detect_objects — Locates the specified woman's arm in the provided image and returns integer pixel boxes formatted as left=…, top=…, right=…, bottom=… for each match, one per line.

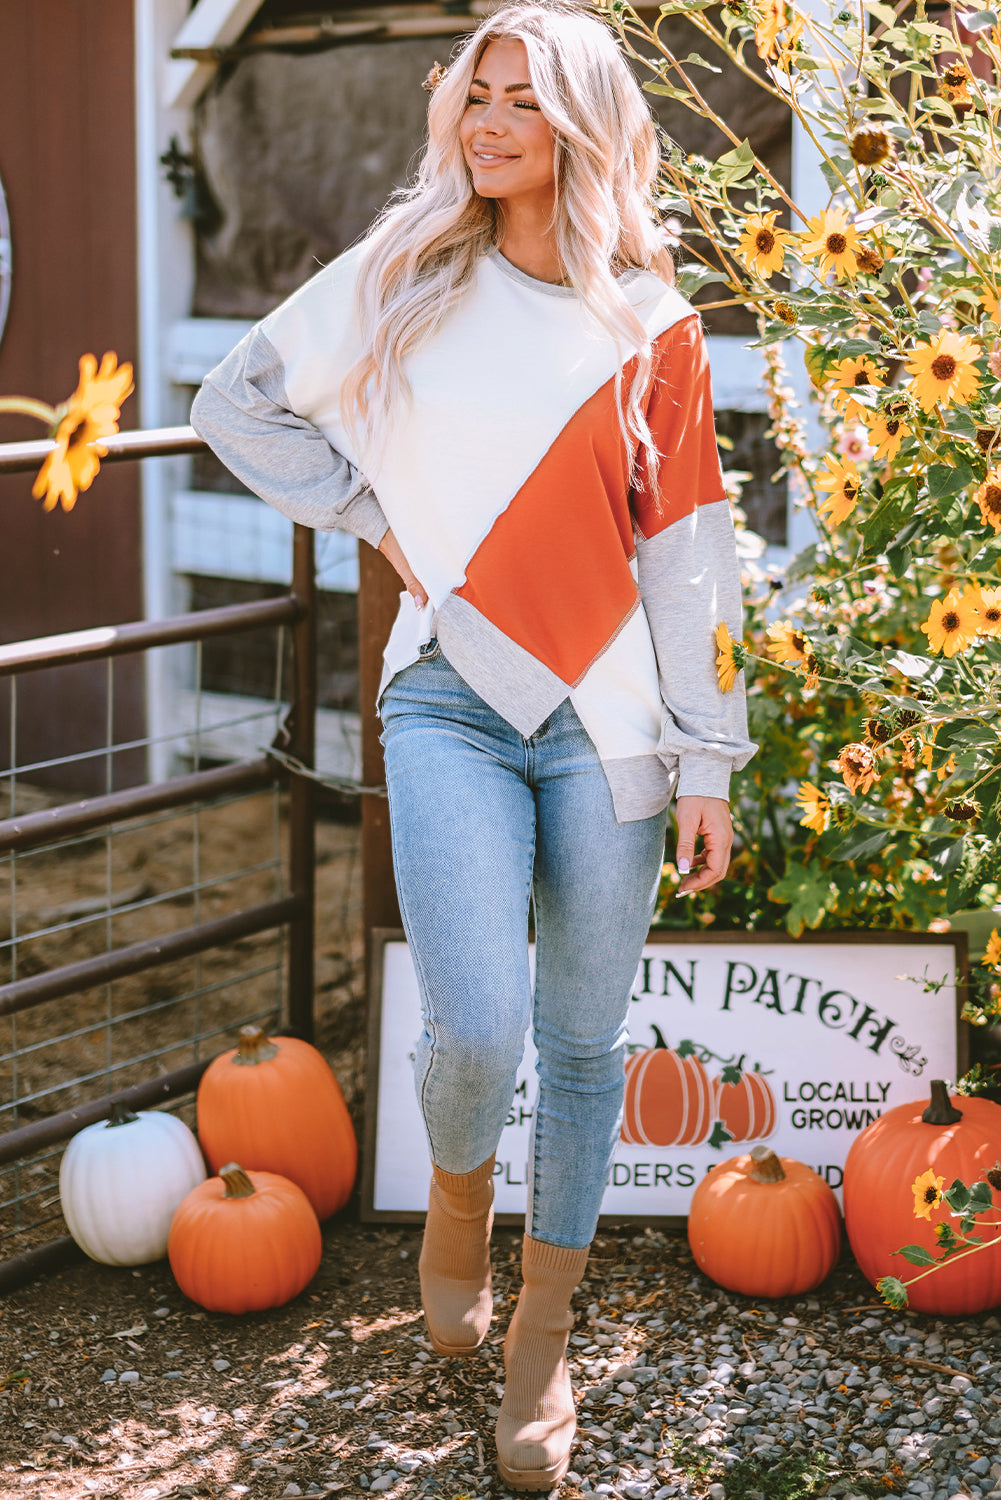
left=631, top=314, right=758, bottom=886
left=190, top=324, right=390, bottom=549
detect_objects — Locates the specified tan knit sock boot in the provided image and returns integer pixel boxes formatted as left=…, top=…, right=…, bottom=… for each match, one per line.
left=418, top=1156, right=495, bottom=1356
left=495, top=1235, right=590, bottom=1491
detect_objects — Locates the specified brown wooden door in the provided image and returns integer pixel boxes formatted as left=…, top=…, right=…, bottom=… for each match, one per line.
left=0, top=0, right=144, bottom=795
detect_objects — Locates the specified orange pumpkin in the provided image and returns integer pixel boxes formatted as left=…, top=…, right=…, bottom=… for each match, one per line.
left=843, top=1079, right=1001, bottom=1315
left=196, top=1027, right=357, bottom=1220
left=168, top=1163, right=322, bottom=1313
left=688, top=1145, right=842, bottom=1297
left=712, top=1068, right=778, bottom=1142
left=621, top=1026, right=712, bottom=1147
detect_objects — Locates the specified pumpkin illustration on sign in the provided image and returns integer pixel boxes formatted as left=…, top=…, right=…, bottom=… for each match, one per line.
left=712, top=1059, right=778, bottom=1143
left=621, top=1026, right=722, bottom=1148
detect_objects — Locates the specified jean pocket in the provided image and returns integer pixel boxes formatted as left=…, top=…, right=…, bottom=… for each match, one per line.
left=418, top=636, right=442, bottom=662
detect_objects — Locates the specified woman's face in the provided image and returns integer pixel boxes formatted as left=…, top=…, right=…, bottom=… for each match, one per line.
left=459, top=38, right=556, bottom=211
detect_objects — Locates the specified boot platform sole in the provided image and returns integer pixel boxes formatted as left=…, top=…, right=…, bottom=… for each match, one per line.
left=495, top=1450, right=571, bottom=1492
left=426, top=1328, right=488, bottom=1357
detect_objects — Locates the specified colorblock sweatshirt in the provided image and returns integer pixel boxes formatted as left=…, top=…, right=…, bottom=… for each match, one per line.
left=190, top=244, right=756, bottom=821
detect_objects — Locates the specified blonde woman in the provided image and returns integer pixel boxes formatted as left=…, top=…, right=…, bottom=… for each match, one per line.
left=192, top=1, right=754, bottom=1487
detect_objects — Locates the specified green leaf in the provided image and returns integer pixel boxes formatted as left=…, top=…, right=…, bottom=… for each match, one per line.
left=681, top=52, right=722, bottom=73
left=708, top=1120, right=734, bottom=1151
left=708, top=138, right=756, bottom=187
left=863, top=492, right=909, bottom=558
left=969, top=1180, right=995, bottom=1212
left=958, top=8, right=1000, bottom=30
left=876, top=1275, right=909, bottom=1308
left=927, top=461, right=975, bottom=500
left=896, top=1244, right=937, bottom=1267
left=838, top=338, right=881, bottom=358
left=720, top=1063, right=743, bottom=1084
left=643, top=81, right=694, bottom=101
left=768, top=861, right=837, bottom=935
left=820, top=155, right=854, bottom=194
left=945, top=1179, right=971, bottom=1212
left=674, top=263, right=724, bottom=296
left=825, top=827, right=891, bottom=863
left=676, top=1038, right=696, bottom=1058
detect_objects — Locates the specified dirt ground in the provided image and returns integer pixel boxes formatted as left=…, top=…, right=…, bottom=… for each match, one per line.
left=0, top=1218, right=898, bottom=1500
left=1, top=786, right=367, bottom=1256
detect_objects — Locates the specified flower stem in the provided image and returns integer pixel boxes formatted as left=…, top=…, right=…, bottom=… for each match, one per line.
left=0, top=396, right=58, bottom=427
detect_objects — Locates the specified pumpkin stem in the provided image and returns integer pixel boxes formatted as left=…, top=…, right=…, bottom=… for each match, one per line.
left=107, top=1101, right=140, bottom=1128
left=922, top=1079, right=963, bottom=1126
left=219, top=1163, right=257, bottom=1199
left=649, top=1024, right=670, bottom=1051
left=748, top=1145, right=786, bottom=1183
left=234, top=1024, right=279, bottom=1065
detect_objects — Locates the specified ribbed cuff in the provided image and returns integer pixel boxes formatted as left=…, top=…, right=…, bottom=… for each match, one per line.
left=432, top=1155, right=496, bottom=1202
left=523, top=1235, right=590, bottom=1278
left=675, top=750, right=732, bottom=802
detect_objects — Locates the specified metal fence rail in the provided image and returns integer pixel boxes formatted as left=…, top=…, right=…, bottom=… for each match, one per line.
left=0, top=427, right=317, bottom=1289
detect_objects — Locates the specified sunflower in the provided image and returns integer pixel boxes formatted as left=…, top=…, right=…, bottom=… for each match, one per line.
left=831, top=355, right=885, bottom=417
left=773, top=299, right=798, bottom=325
left=854, top=244, right=885, bottom=276
left=974, top=585, right=1001, bottom=635
left=920, top=589, right=980, bottom=657
left=766, top=620, right=807, bottom=665
left=974, top=469, right=1001, bottom=533
left=796, top=782, right=830, bottom=835
left=754, top=0, right=789, bottom=60
left=849, top=122, right=893, bottom=166
left=714, top=621, right=742, bottom=693
left=798, top=207, right=860, bottom=282
left=866, top=412, right=909, bottom=463
left=816, top=454, right=861, bottom=526
left=911, top=1168, right=945, bottom=1221
left=982, top=287, right=1000, bottom=324
left=938, top=60, right=974, bottom=108
left=837, top=742, right=879, bottom=795
left=737, top=210, right=791, bottom=279
left=905, top=329, right=982, bottom=413
left=983, top=928, right=1001, bottom=968
left=31, top=352, right=134, bottom=513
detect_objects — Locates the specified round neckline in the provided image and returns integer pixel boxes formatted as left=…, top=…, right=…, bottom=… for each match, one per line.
left=487, top=248, right=642, bottom=297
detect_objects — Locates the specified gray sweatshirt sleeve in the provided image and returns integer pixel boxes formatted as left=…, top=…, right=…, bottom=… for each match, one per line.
left=633, top=316, right=757, bottom=801
left=189, top=325, right=389, bottom=550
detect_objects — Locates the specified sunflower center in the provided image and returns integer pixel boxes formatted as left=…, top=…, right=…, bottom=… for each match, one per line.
left=923, top=1186, right=940, bottom=1204
left=984, top=484, right=1001, bottom=512
left=826, top=233, right=847, bottom=255
left=886, top=419, right=900, bottom=435
left=942, top=610, right=961, bottom=632
left=854, top=371, right=873, bottom=387
left=65, top=417, right=90, bottom=452
left=985, top=607, right=1001, bottom=624
left=755, top=229, right=776, bottom=253
left=931, top=354, right=957, bottom=381
left=843, top=480, right=859, bottom=500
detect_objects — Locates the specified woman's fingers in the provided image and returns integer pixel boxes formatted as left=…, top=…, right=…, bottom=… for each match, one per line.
left=675, top=796, right=733, bottom=895
left=379, top=528, right=428, bottom=609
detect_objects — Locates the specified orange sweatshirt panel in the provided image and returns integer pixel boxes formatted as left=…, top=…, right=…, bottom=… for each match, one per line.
left=455, top=369, right=640, bottom=686
left=631, top=314, right=726, bottom=540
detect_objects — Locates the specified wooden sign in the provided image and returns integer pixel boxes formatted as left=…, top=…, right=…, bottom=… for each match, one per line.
left=362, top=930, right=966, bottom=1223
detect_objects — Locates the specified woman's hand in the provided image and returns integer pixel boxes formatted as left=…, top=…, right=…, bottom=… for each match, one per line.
left=674, top=796, right=733, bottom=895
left=378, top=528, right=428, bottom=610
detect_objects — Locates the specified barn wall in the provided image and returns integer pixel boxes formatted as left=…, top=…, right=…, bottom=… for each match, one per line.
left=0, top=0, right=143, bottom=793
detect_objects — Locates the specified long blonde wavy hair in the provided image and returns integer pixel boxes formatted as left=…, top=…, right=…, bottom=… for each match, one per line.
left=341, top=0, right=675, bottom=479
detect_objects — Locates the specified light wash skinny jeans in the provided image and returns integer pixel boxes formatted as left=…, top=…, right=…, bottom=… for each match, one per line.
left=379, top=646, right=667, bottom=1248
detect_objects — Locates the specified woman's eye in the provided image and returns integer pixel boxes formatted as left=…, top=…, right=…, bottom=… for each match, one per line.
left=515, top=100, right=541, bottom=110
left=466, top=94, right=486, bottom=105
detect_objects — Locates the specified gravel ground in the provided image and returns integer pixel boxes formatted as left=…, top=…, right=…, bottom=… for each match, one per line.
left=2, top=1219, right=1001, bottom=1500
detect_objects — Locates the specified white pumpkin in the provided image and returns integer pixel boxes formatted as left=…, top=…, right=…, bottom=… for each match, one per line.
left=59, top=1104, right=206, bottom=1265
